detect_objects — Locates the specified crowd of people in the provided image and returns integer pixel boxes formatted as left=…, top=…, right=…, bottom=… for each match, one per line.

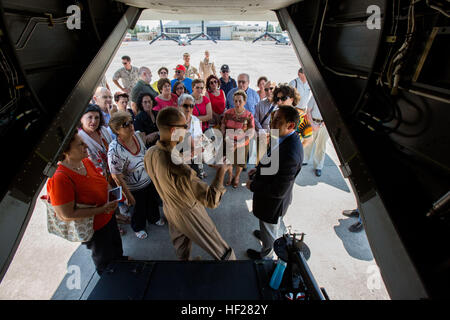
left=46, top=51, right=332, bottom=275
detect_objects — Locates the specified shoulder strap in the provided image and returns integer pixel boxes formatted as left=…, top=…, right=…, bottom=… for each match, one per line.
left=260, top=104, right=275, bottom=125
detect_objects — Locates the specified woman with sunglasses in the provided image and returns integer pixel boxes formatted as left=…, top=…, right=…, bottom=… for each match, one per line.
left=108, top=111, right=165, bottom=240
left=153, top=78, right=178, bottom=112
left=178, top=93, right=205, bottom=178
left=134, top=93, right=159, bottom=148
left=205, top=75, right=226, bottom=129
left=254, top=81, right=277, bottom=164
left=151, top=67, right=169, bottom=93
left=172, top=81, right=187, bottom=97
left=271, top=84, right=312, bottom=146
left=191, top=79, right=212, bottom=132
left=221, top=90, right=255, bottom=188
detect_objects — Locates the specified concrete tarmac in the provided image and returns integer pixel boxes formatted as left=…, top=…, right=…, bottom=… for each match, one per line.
left=0, top=40, right=389, bottom=300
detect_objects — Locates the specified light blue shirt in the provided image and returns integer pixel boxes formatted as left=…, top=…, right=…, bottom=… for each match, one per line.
left=226, top=87, right=260, bottom=115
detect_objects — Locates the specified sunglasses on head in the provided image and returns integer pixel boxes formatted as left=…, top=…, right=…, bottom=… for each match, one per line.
left=264, top=87, right=275, bottom=92
left=121, top=121, right=133, bottom=128
left=182, top=104, right=194, bottom=109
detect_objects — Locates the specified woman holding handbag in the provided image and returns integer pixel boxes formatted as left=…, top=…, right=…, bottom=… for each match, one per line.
left=47, top=132, right=127, bottom=275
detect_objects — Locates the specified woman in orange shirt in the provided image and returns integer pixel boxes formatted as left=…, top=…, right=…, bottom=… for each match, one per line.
left=47, top=133, right=127, bottom=275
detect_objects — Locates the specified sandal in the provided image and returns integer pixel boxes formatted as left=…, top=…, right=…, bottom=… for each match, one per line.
left=155, top=218, right=165, bottom=226
left=135, top=230, right=148, bottom=239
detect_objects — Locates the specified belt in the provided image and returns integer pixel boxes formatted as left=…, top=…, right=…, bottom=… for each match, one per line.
left=312, top=118, right=324, bottom=123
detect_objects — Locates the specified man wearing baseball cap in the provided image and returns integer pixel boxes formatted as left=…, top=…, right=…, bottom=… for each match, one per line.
left=171, top=64, right=193, bottom=94
left=219, top=64, right=237, bottom=97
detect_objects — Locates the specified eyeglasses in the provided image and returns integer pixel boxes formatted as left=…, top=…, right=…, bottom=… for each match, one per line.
left=182, top=104, right=194, bottom=109
left=176, top=70, right=183, bottom=74
left=264, top=87, right=275, bottom=92
left=122, top=62, right=129, bottom=65
left=121, top=121, right=133, bottom=128
left=167, top=123, right=188, bottom=129
left=274, top=96, right=290, bottom=102
left=221, top=71, right=229, bottom=73
left=210, top=80, right=218, bottom=84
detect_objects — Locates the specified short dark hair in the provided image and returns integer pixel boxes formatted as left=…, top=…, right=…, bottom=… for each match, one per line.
left=206, top=74, right=220, bottom=91
left=257, top=76, right=268, bottom=86
left=158, top=67, right=169, bottom=75
left=298, top=68, right=303, bottom=74
left=156, top=107, right=184, bottom=129
left=137, top=93, right=155, bottom=112
left=157, top=78, right=171, bottom=92
left=276, top=105, right=300, bottom=126
left=172, top=81, right=186, bottom=95
left=273, top=84, right=301, bottom=106
left=122, top=55, right=131, bottom=61
left=79, top=104, right=105, bottom=130
left=114, top=92, right=129, bottom=102
left=59, top=133, right=78, bottom=161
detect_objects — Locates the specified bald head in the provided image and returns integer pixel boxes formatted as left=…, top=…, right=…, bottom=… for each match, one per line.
left=139, top=67, right=152, bottom=83
left=93, top=87, right=112, bottom=112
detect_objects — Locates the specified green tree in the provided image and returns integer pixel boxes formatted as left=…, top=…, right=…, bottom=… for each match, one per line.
left=267, top=24, right=274, bottom=33
left=275, top=25, right=282, bottom=33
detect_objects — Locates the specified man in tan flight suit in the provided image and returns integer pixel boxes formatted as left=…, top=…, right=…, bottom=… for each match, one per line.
left=144, top=107, right=236, bottom=261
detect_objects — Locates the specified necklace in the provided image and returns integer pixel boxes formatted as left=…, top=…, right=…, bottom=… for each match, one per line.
left=235, top=108, right=245, bottom=116
left=63, top=160, right=84, bottom=171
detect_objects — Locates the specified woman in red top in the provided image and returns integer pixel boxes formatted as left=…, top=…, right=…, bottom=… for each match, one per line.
left=191, top=78, right=212, bottom=132
left=153, top=78, right=178, bottom=112
left=205, top=74, right=226, bottom=129
left=47, top=133, right=126, bottom=275
left=221, top=90, right=255, bottom=188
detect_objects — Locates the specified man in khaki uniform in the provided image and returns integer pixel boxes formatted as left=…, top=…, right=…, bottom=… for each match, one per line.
left=183, top=53, right=200, bottom=79
left=144, top=107, right=236, bottom=261
left=199, top=50, right=217, bottom=82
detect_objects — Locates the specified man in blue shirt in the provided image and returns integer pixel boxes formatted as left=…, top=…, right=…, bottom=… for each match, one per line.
left=171, top=65, right=193, bottom=94
left=219, top=64, right=237, bottom=97
left=226, top=73, right=260, bottom=115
